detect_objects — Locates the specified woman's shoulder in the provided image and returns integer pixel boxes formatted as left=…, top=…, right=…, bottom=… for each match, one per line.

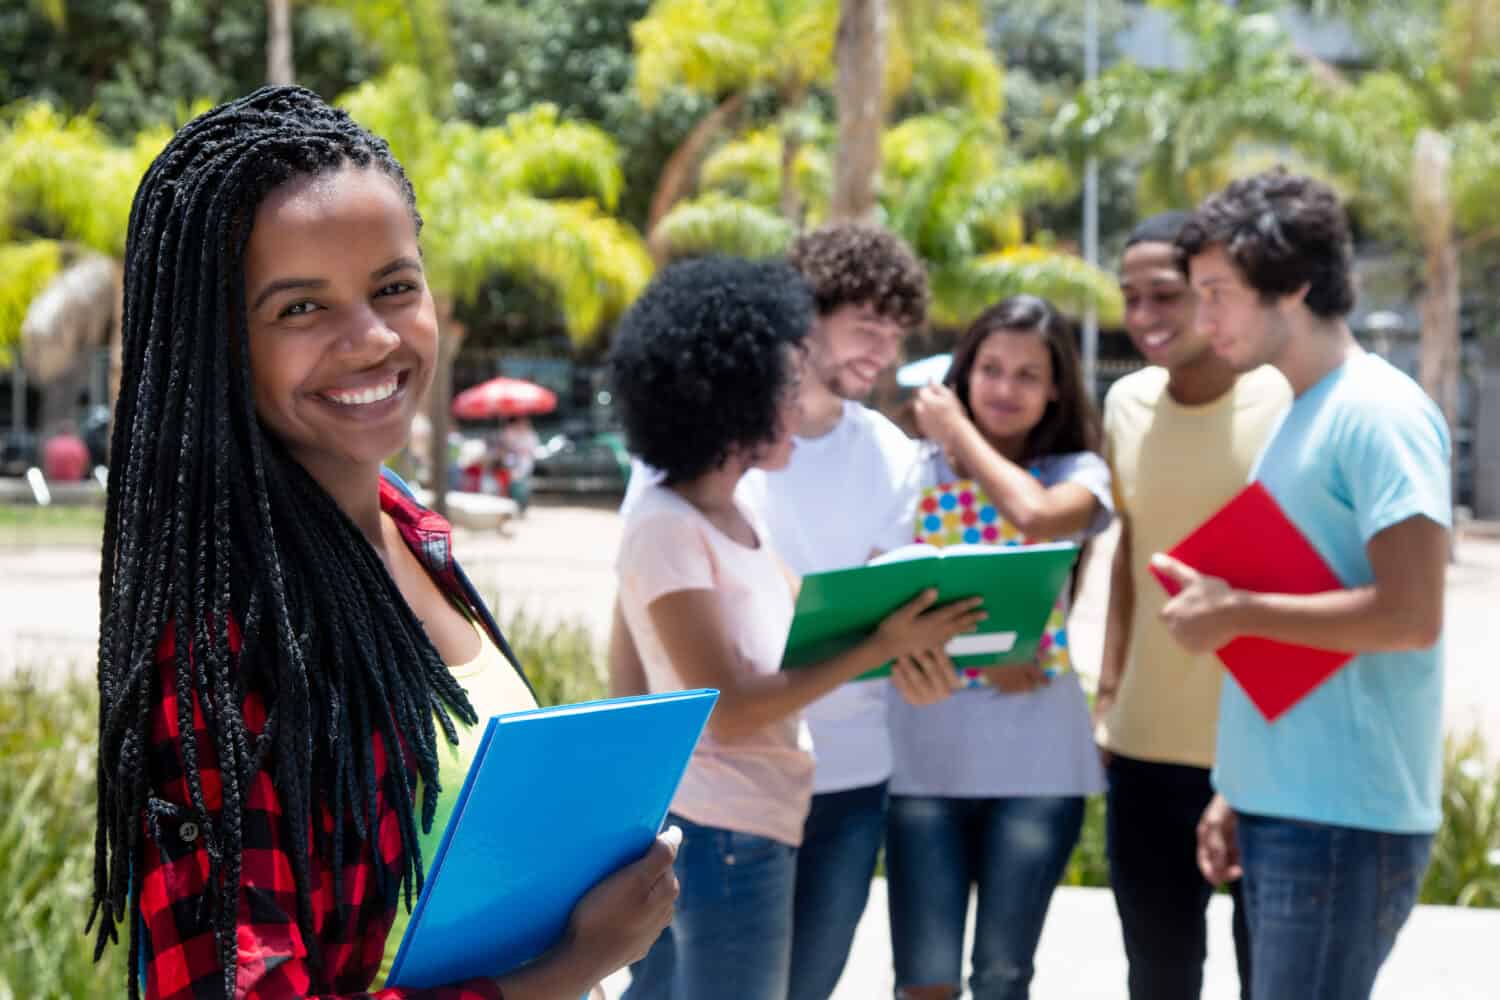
left=1033, top=449, right=1108, bottom=482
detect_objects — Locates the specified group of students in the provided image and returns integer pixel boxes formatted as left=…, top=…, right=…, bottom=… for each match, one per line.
left=600, top=176, right=1450, bottom=1000
left=91, top=85, right=1448, bottom=1000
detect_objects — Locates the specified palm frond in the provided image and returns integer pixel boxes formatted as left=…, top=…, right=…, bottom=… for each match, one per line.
left=650, top=194, right=797, bottom=263
left=0, top=103, right=161, bottom=256
left=698, top=127, right=832, bottom=215
left=930, top=247, right=1124, bottom=329
left=0, top=241, right=63, bottom=365
left=484, top=105, right=625, bottom=210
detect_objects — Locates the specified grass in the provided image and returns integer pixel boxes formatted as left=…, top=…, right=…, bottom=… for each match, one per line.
left=0, top=503, right=104, bottom=548
left=3, top=627, right=1497, bottom=996
left=0, top=674, right=123, bottom=999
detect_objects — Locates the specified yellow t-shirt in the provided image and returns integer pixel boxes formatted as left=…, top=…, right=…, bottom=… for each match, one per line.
left=377, top=613, right=538, bottom=987
left=1096, top=364, right=1291, bottom=768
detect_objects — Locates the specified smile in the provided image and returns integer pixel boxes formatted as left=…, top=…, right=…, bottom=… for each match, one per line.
left=1142, top=330, right=1174, bottom=349
left=319, top=371, right=406, bottom=407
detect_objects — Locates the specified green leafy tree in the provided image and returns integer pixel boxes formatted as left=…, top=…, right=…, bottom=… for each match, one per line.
left=1058, top=0, right=1500, bottom=466
left=657, top=112, right=1121, bottom=328
left=632, top=0, right=1002, bottom=236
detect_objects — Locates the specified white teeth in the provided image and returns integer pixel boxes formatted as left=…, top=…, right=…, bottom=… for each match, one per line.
left=1144, top=332, right=1172, bottom=347
left=324, top=378, right=399, bottom=406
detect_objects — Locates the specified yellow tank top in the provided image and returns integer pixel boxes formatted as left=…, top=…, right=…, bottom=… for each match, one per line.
left=377, top=612, right=537, bottom=986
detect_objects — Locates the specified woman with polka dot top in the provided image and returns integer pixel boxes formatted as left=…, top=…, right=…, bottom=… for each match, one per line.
left=886, top=295, right=1114, bottom=1000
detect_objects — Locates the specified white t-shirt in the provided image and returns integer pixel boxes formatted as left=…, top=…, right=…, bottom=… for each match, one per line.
left=620, top=401, right=922, bottom=793
left=742, top=402, right=922, bottom=793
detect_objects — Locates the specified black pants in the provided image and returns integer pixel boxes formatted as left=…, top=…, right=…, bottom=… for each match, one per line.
left=1106, top=753, right=1252, bottom=1000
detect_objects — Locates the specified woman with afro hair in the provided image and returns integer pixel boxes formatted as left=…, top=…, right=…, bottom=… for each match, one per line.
left=609, top=256, right=985, bottom=1000
left=92, top=86, right=677, bottom=999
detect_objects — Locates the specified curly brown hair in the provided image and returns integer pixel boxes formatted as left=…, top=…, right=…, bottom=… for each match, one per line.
left=787, top=222, right=929, bottom=330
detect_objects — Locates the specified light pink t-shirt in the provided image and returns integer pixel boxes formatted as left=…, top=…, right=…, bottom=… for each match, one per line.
left=616, top=483, right=814, bottom=847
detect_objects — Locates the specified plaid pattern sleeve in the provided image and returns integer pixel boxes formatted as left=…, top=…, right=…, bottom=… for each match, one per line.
left=138, top=634, right=504, bottom=1000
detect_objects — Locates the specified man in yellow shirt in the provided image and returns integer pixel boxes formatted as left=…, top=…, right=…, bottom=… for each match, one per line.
left=1095, top=212, right=1290, bottom=1000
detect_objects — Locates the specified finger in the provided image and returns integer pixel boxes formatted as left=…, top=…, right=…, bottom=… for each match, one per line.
left=929, top=651, right=961, bottom=691
left=1150, top=553, right=1198, bottom=586
left=912, top=651, right=946, bottom=698
left=889, top=657, right=919, bottom=700
left=898, top=588, right=940, bottom=618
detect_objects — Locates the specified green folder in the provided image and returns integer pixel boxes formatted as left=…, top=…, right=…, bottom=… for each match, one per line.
left=782, top=542, right=1079, bottom=679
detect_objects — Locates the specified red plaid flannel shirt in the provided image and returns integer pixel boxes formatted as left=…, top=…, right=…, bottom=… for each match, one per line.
left=137, top=480, right=503, bottom=999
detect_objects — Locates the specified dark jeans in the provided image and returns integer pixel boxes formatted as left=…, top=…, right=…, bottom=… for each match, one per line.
left=886, top=794, right=1084, bottom=1000
left=1236, top=811, right=1432, bottom=1000
left=623, top=814, right=797, bottom=1000
left=787, top=781, right=889, bottom=1000
left=1105, top=753, right=1251, bottom=1000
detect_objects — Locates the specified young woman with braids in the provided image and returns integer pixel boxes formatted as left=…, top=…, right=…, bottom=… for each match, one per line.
left=91, top=86, right=677, bottom=1000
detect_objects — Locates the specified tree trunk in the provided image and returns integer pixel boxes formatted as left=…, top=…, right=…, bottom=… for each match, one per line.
left=1412, top=130, right=1462, bottom=479
left=831, top=0, right=887, bottom=222
left=426, top=300, right=466, bottom=520
left=779, top=112, right=804, bottom=226
left=645, top=93, right=746, bottom=260
left=266, top=0, right=295, bottom=85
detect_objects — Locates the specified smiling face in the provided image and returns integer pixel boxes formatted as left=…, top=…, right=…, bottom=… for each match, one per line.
left=965, top=329, right=1057, bottom=449
left=807, top=302, right=907, bottom=400
left=1187, top=243, right=1291, bottom=373
left=1119, top=241, right=1209, bottom=369
left=243, top=166, right=436, bottom=484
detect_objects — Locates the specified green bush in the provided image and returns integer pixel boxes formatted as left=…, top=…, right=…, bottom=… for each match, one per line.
left=500, top=609, right=608, bottom=707
left=0, top=674, right=123, bottom=998
left=1063, top=792, right=1110, bottom=888
left=1422, top=731, right=1500, bottom=907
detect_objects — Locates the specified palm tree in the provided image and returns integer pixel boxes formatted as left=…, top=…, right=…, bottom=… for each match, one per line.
left=655, top=112, right=1122, bottom=329
left=0, top=102, right=169, bottom=393
left=1057, top=0, right=1500, bottom=478
left=338, top=68, right=653, bottom=514
left=632, top=0, right=1002, bottom=239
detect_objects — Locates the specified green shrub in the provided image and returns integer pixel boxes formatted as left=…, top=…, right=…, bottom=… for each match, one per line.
left=0, top=674, right=123, bottom=999
left=499, top=609, right=608, bottom=708
left=1422, top=731, right=1500, bottom=907
left=1063, top=792, right=1110, bottom=888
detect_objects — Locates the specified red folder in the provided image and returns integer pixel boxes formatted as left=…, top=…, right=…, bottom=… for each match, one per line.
left=1151, top=481, right=1351, bottom=722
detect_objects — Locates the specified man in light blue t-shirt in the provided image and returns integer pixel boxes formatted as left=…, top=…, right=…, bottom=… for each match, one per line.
left=1150, top=168, right=1450, bottom=1000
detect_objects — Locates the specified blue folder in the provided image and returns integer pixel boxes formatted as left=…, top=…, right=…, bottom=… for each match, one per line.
left=387, top=688, right=719, bottom=990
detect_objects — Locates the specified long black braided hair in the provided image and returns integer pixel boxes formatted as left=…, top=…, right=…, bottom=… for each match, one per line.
left=90, top=86, right=479, bottom=999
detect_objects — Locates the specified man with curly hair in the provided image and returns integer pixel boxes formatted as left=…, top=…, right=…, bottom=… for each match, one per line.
left=616, top=223, right=950, bottom=1000
left=1157, top=169, right=1450, bottom=1000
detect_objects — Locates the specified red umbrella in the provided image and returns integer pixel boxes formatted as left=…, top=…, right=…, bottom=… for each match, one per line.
left=451, top=376, right=559, bottom=420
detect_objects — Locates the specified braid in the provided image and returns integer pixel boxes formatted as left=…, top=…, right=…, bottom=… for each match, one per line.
left=90, top=87, right=475, bottom=999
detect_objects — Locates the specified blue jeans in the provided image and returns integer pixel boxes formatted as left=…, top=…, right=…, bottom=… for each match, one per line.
left=1236, top=811, right=1432, bottom=1000
left=623, top=814, right=797, bottom=1000
left=787, top=781, right=889, bottom=1000
left=1106, top=754, right=1251, bottom=1000
left=886, top=795, right=1085, bottom=1000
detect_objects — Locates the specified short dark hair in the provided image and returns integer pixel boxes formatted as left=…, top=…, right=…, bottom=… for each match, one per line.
left=1177, top=168, right=1356, bottom=318
left=1125, top=210, right=1190, bottom=250
left=786, top=222, right=929, bottom=329
left=609, top=256, right=812, bottom=483
left=943, top=294, right=1101, bottom=463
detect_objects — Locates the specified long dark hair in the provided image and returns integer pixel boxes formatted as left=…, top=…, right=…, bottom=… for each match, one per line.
left=943, top=294, right=1101, bottom=463
left=92, top=86, right=477, bottom=998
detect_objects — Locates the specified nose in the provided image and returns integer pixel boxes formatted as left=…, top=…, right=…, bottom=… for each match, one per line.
left=339, top=305, right=401, bottom=365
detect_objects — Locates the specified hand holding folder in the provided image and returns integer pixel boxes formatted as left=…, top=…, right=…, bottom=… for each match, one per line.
left=387, top=689, right=718, bottom=990
left=1151, top=481, right=1351, bottom=722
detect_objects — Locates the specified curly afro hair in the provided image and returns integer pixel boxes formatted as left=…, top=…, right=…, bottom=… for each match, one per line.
left=609, top=256, right=813, bottom=484
left=787, top=222, right=929, bottom=330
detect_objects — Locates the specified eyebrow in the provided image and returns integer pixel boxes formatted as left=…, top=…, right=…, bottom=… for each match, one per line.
left=250, top=256, right=423, bottom=311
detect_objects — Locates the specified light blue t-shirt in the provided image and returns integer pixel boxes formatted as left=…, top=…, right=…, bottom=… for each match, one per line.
left=1213, top=352, right=1451, bottom=834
